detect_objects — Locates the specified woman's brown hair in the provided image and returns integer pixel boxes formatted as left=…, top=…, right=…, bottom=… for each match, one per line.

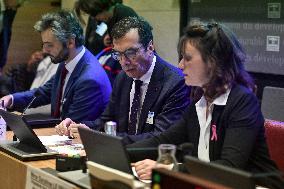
left=178, top=22, right=255, bottom=102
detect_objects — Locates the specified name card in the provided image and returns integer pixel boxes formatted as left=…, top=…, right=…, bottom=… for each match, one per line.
left=26, top=165, right=77, bottom=189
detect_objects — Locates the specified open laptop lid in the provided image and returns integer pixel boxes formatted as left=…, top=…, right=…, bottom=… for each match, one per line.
left=0, top=109, right=47, bottom=152
left=78, top=127, right=133, bottom=174
left=87, top=161, right=145, bottom=189
left=184, top=155, right=255, bottom=189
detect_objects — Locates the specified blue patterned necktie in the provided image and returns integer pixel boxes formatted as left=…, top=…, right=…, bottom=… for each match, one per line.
left=128, top=80, right=143, bottom=135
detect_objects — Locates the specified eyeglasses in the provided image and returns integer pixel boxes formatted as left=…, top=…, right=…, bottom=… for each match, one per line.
left=111, top=46, right=143, bottom=61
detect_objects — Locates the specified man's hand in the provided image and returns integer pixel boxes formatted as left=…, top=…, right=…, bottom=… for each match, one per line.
left=68, top=123, right=90, bottom=139
left=0, top=95, right=13, bottom=109
left=55, top=118, right=90, bottom=139
left=55, top=118, right=75, bottom=136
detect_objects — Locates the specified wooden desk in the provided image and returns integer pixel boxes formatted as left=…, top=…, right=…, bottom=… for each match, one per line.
left=6, top=128, right=83, bottom=169
left=1, top=128, right=74, bottom=189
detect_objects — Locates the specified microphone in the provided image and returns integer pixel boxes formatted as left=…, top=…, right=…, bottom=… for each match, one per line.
left=177, top=143, right=194, bottom=162
left=21, top=90, right=41, bottom=116
left=126, top=143, right=194, bottom=162
left=177, top=142, right=194, bottom=152
left=126, top=147, right=158, bottom=162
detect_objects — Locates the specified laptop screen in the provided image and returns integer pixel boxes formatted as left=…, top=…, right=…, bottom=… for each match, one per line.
left=0, top=109, right=46, bottom=152
left=78, top=127, right=133, bottom=174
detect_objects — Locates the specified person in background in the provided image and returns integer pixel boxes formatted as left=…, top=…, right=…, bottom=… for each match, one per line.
left=95, top=46, right=121, bottom=86
left=55, top=16, right=190, bottom=145
left=28, top=51, right=58, bottom=89
left=0, top=10, right=112, bottom=122
left=76, top=0, right=138, bottom=41
left=128, top=22, right=284, bottom=188
left=0, top=0, right=25, bottom=72
left=75, top=0, right=139, bottom=85
left=0, top=50, right=58, bottom=98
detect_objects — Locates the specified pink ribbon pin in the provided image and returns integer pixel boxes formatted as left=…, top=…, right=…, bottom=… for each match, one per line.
left=211, top=124, right=218, bottom=141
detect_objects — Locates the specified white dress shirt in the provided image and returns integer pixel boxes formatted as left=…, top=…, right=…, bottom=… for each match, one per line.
left=196, top=88, right=231, bottom=162
left=62, top=46, right=85, bottom=96
left=129, top=55, right=156, bottom=134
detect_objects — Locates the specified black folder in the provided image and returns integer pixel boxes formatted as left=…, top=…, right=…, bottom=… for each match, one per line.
left=23, top=113, right=61, bottom=128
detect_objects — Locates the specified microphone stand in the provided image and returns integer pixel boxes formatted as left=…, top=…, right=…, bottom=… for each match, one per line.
left=21, top=95, right=37, bottom=116
left=13, top=93, right=38, bottom=141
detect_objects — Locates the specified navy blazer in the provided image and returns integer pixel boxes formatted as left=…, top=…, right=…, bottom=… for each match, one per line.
left=128, top=84, right=284, bottom=188
left=12, top=49, right=112, bottom=122
left=85, top=56, right=191, bottom=144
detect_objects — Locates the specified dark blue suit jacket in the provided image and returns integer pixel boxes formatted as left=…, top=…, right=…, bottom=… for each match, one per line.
left=85, top=56, right=191, bottom=144
left=12, top=49, right=112, bottom=122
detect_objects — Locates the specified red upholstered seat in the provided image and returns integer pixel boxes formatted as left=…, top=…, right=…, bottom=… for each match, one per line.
left=264, top=119, right=284, bottom=174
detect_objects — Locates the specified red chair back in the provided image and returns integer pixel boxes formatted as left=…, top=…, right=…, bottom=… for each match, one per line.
left=265, top=119, right=284, bottom=174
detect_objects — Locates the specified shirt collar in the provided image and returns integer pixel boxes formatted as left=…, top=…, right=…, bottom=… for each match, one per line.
left=196, top=88, right=231, bottom=108
left=65, top=46, right=85, bottom=72
left=135, top=55, right=156, bottom=84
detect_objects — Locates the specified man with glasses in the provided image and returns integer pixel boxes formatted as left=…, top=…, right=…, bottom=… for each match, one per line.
left=56, top=17, right=190, bottom=144
left=0, top=10, right=112, bottom=122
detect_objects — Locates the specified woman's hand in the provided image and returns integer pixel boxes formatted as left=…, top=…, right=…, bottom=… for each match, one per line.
left=132, top=159, right=157, bottom=180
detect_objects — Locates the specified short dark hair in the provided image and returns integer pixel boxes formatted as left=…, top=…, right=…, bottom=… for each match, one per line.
left=111, top=16, right=153, bottom=48
left=178, top=22, right=254, bottom=101
left=76, top=0, right=122, bottom=17
left=34, top=10, right=84, bottom=47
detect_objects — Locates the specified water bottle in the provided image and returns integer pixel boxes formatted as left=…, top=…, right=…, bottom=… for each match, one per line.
left=104, top=121, right=117, bottom=136
left=156, top=144, right=178, bottom=171
left=0, top=116, right=7, bottom=141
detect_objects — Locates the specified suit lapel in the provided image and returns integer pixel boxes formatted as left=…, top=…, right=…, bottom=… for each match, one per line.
left=51, top=63, right=64, bottom=111
left=62, top=52, right=86, bottom=99
left=209, top=105, right=225, bottom=160
left=137, top=59, right=164, bottom=133
left=190, top=107, right=201, bottom=157
left=118, top=76, right=133, bottom=131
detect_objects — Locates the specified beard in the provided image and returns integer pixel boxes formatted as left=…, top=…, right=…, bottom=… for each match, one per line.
left=50, top=47, right=69, bottom=64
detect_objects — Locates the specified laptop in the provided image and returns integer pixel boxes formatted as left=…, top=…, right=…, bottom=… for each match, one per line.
left=87, top=161, right=145, bottom=189
left=79, top=127, right=133, bottom=174
left=58, top=127, right=134, bottom=189
left=0, top=110, right=57, bottom=161
left=184, top=155, right=255, bottom=189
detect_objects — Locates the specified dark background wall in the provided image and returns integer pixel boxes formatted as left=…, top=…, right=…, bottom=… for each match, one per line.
left=180, top=0, right=284, bottom=100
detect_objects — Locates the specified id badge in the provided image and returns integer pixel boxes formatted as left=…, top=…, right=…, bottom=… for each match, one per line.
left=146, top=111, right=154, bottom=124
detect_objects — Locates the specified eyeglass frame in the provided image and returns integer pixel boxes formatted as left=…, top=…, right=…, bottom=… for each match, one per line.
left=111, top=45, right=145, bottom=61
